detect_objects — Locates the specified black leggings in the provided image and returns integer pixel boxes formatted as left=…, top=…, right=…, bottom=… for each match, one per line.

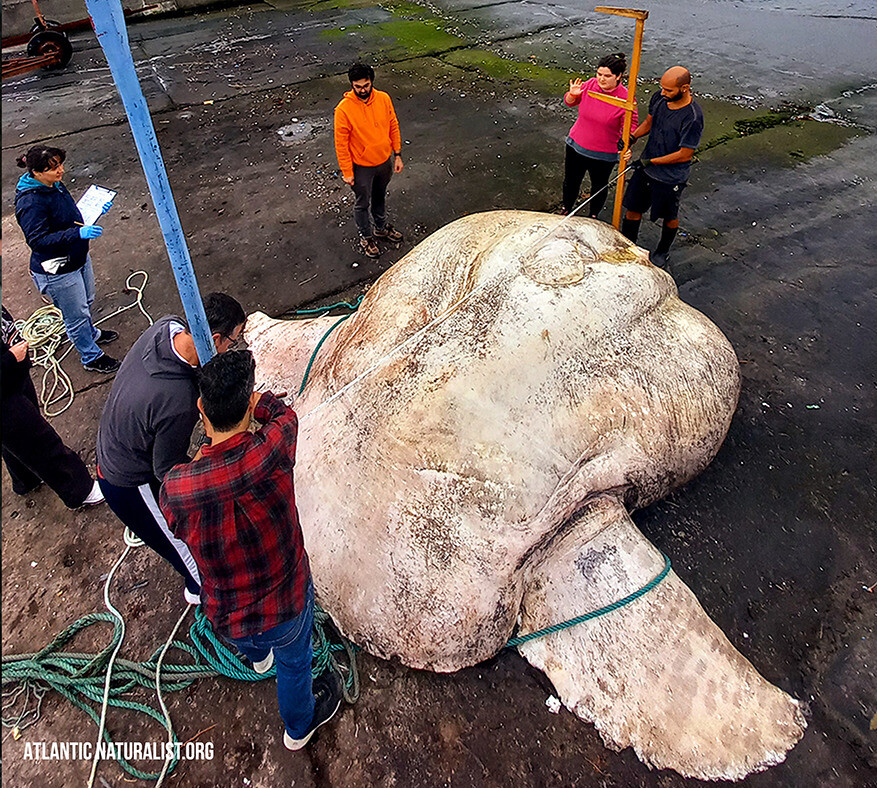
left=562, top=146, right=616, bottom=218
left=1, top=373, right=93, bottom=508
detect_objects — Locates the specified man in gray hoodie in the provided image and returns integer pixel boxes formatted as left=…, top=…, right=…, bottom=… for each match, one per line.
left=96, top=293, right=245, bottom=604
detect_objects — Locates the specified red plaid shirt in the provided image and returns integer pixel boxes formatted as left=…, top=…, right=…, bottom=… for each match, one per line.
left=159, top=392, right=311, bottom=639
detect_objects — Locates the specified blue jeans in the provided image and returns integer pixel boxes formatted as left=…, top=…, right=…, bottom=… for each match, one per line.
left=227, top=581, right=315, bottom=739
left=31, top=256, right=102, bottom=364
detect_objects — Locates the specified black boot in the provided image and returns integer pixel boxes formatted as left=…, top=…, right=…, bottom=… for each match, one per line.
left=621, top=217, right=641, bottom=242
left=650, top=225, right=678, bottom=268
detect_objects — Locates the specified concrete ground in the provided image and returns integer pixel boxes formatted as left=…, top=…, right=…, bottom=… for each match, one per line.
left=2, top=1, right=874, bottom=786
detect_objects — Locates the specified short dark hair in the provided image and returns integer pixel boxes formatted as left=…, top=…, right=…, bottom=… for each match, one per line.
left=203, top=292, right=245, bottom=338
left=348, top=63, right=375, bottom=83
left=17, top=146, right=66, bottom=173
left=199, top=350, right=256, bottom=432
left=597, top=52, right=627, bottom=78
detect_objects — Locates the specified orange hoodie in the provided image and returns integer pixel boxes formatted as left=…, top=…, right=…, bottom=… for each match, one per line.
left=333, top=88, right=401, bottom=179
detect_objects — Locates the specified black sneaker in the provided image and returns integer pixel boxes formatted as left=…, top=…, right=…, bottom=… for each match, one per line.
left=96, top=328, right=119, bottom=345
left=283, top=672, right=342, bottom=751
left=650, top=251, right=669, bottom=269
left=83, top=353, right=121, bottom=374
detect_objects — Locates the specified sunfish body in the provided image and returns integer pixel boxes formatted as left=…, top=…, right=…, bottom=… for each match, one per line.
left=246, top=211, right=805, bottom=780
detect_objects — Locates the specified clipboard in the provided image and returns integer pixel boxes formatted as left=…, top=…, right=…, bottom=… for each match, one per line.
left=77, top=185, right=117, bottom=226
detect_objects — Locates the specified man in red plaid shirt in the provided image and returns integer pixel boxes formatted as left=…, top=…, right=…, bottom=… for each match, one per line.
left=159, top=350, right=342, bottom=750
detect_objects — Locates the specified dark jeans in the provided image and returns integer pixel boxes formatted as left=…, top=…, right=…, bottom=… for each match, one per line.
left=98, top=474, right=201, bottom=594
left=352, top=157, right=393, bottom=237
left=562, top=146, right=616, bottom=218
left=227, top=580, right=316, bottom=739
left=1, top=374, right=93, bottom=508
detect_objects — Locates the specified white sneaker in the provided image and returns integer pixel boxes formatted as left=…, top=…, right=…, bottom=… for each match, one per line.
left=283, top=728, right=315, bottom=751
left=283, top=673, right=342, bottom=751
left=184, top=588, right=201, bottom=606
left=81, top=481, right=105, bottom=507
left=252, top=649, right=274, bottom=674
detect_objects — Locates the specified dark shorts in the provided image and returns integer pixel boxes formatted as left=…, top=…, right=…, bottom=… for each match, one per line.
left=622, top=168, right=686, bottom=222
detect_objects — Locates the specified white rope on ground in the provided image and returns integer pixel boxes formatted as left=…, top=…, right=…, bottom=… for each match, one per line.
left=87, top=526, right=194, bottom=788
left=303, top=165, right=634, bottom=422
left=16, top=270, right=153, bottom=417
left=153, top=603, right=194, bottom=788
left=87, top=527, right=144, bottom=788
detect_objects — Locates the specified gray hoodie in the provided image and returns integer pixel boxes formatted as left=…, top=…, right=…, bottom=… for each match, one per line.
left=97, top=315, right=199, bottom=487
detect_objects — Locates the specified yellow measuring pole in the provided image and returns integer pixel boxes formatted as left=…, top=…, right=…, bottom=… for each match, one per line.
left=588, top=7, right=648, bottom=229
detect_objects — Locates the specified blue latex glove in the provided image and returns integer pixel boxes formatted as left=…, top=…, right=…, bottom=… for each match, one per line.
left=101, top=200, right=113, bottom=214
left=79, top=225, right=103, bottom=239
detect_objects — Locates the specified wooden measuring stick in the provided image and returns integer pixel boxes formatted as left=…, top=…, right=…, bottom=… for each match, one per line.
left=587, top=7, right=648, bottom=229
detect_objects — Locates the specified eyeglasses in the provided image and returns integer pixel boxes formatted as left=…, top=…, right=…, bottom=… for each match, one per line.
left=223, top=333, right=243, bottom=349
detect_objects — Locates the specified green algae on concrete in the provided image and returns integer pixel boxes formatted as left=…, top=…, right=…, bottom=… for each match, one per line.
left=700, top=119, right=859, bottom=170
left=315, top=0, right=467, bottom=53
left=364, top=20, right=464, bottom=56
left=441, top=49, right=571, bottom=95
left=696, top=97, right=860, bottom=169
left=314, top=0, right=567, bottom=93
left=321, top=19, right=465, bottom=57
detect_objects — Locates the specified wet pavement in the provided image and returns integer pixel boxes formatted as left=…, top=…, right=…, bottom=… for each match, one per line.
left=2, top=0, right=875, bottom=785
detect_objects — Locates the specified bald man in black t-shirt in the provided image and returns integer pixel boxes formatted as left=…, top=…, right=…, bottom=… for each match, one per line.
left=621, top=66, right=704, bottom=268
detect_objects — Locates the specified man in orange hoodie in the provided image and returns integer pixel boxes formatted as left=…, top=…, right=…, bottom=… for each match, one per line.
left=334, top=63, right=404, bottom=258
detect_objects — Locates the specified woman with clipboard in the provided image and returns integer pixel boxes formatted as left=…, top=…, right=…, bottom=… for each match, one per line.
left=14, top=146, right=120, bottom=373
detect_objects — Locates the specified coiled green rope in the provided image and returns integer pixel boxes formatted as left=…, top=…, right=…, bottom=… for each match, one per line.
left=1, top=612, right=193, bottom=780
left=1, top=603, right=359, bottom=780
left=2, top=553, right=669, bottom=779
left=189, top=606, right=360, bottom=703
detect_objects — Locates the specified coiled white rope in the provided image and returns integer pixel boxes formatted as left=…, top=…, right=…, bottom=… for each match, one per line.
left=15, top=270, right=153, bottom=417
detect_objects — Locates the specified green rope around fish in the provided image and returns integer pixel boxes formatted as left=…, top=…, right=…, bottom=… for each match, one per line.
left=293, top=295, right=364, bottom=395
left=505, top=553, right=672, bottom=648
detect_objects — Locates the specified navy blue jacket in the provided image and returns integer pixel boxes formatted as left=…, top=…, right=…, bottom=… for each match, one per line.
left=15, top=174, right=90, bottom=276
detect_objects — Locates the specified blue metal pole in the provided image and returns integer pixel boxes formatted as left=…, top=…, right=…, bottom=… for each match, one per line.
left=84, top=0, right=214, bottom=364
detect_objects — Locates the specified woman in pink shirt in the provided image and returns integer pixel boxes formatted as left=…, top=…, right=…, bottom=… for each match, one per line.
left=562, top=52, right=637, bottom=218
